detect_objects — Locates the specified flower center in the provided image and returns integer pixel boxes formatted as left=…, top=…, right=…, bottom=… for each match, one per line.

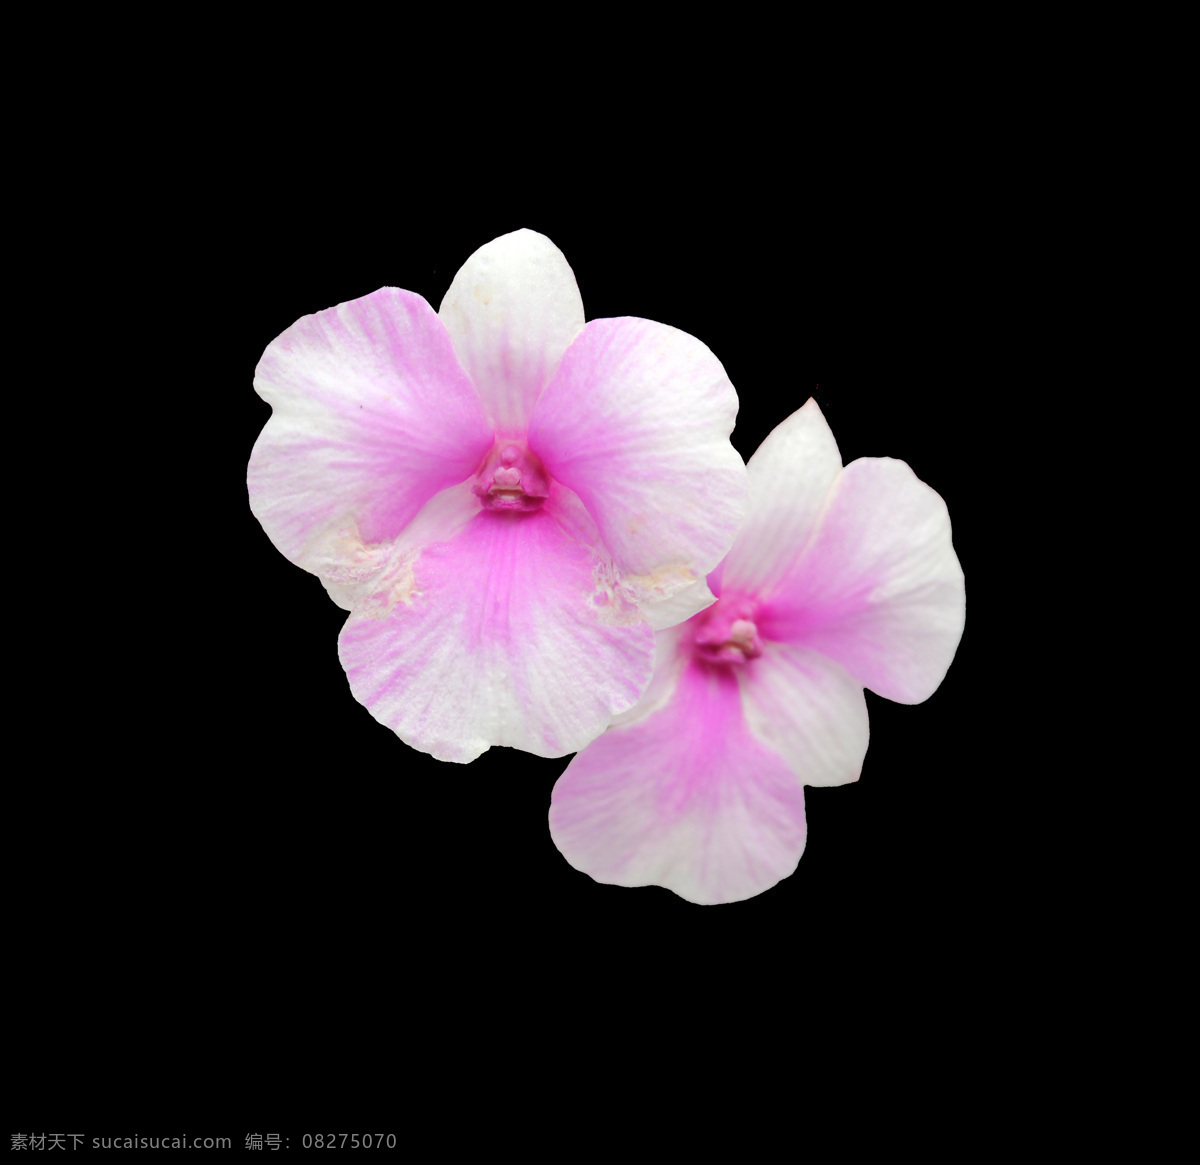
left=472, top=442, right=550, bottom=512
left=692, top=595, right=763, bottom=664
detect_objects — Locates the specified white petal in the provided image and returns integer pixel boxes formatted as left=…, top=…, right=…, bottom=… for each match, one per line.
left=438, top=229, right=585, bottom=434
left=641, top=578, right=717, bottom=631
left=720, top=398, right=842, bottom=597
left=738, top=642, right=870, bottom=787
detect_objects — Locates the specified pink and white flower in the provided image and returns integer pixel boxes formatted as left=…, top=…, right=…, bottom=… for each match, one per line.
left=549, top=399, right=965, bottom=904
left=248, top=230, right=747, bottom=762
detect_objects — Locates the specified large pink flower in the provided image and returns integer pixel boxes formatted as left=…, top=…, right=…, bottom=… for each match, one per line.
left=248, top=230, right=747, bottom=762
left=549, top=399, right=966, bottom=903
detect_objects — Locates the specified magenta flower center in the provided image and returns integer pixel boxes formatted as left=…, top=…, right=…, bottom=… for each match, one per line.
left=471, top=441, right=551, bottom=512
left=693, top=595, right=763, bottom=665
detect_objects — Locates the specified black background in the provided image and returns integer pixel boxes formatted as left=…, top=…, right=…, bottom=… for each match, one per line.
left=16, top=147, right=1009, bottom=1122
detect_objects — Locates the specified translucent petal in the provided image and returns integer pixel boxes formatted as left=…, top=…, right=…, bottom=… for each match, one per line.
left=642, top=578, right=717, bottom=631
left=608, top=623, right=690, bottom=729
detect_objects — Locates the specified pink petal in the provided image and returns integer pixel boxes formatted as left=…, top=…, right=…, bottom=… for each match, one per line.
left=438, top=229, right=585, bottom=435
left=737, top=643, right=870, bottom=787
left=719, top=399, right=843, bottom=596
left=759, top=457, right=966, bottom=704
left=248, top=288, right=494, bottom=580
left=528, top=316, right=748, bottom=609
left=337, top=486, right=655, bottom=763
left=549, top=658, right=807, bottom=905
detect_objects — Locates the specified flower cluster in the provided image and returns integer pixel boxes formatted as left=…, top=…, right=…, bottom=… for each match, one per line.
left=249, top=230, right=964, bottom=903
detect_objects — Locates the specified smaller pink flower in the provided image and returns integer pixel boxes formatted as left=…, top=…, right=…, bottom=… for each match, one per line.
left=549, top=399, right=966, bottom=904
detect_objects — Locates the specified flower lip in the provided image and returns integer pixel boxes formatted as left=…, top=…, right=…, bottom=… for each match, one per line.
left=471, top=441, right=551, bottom=512
left=692, top=594, right=763, bottom=664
